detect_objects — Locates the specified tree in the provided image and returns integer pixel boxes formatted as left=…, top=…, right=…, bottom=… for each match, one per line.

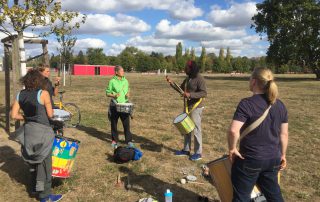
left=0, top=1, right=79, bottom=76
left=75, top=51, right=87, bottom=64
left=219, top=48, right=225, bottom=61
left=190, top=47, right=196, bottom=61
left=107, top=56, right=120, bottom=66
left=184, top=48, right=190, bottom=60
left=252, top=0, right=320, bottom=79
left=50, top=54, right=60, bottom=70
left=87, top=48, right=106, bottom=65
left=176, top=42, right=183, bottom=61
left=199, top=46, right=206, bottom=72
left=53, top=12, right=86, bottom=75
left=226, top=47, right=232, bottom=65
left=136, top=52, right=152, bottom=72
left=119, top=47, right=139, bottom=71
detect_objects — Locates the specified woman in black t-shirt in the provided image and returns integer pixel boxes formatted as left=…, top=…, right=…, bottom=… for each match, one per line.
left=227, top=67, right=288, bottom=202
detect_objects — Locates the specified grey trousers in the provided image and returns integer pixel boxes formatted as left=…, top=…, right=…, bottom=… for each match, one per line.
left=30, top=152, right=52, bottom=199
left=183, top=107, right=204, bottom=154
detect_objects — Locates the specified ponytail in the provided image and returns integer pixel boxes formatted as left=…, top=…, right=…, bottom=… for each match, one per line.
left=266, top=80, right=278, bottom=104
left=252, top=67, right=278, bottom=104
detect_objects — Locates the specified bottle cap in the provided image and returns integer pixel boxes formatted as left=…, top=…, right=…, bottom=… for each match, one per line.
left=164, top=189, right=173, bottom=197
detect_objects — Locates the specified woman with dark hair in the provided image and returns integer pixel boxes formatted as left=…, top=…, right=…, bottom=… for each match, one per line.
left=11, top=69, right=63, bottom=202
left=228, top=67, right=288, bottom=201
left=38, top=65, right=60, bottom=107
left=166, top=60, right=207, bottom=161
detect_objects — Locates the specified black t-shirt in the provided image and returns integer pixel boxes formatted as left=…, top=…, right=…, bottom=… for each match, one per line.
left=18, top=89, right=50, bottom=126
left=45, top=78, right=55, bottom=107
left=233, top=94, right=288, bottom=160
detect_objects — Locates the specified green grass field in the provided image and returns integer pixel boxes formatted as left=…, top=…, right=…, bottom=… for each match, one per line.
left=0, top=72, right=319, bottom=201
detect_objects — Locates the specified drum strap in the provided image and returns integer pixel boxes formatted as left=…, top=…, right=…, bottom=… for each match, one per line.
left=184, top=77, right=203, bottom=114
left=240, top=105, right=272, bottom=140
left=185, top=98, right=203, bottom=114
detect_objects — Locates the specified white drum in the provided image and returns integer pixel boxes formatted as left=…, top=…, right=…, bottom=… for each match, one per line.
left=116, top=103, right=134, bottom=114
left=53, top=109, right=71, bottom=122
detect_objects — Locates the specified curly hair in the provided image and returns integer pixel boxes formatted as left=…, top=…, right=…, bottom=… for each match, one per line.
left=20, top=69, right=46, bottom=90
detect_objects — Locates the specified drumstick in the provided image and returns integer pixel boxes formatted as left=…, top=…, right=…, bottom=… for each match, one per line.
left=172, top=82, right=184, bottom=95
left=187, top=181, right=205, bottom=185
left=167, top=77, right=184, bottom=95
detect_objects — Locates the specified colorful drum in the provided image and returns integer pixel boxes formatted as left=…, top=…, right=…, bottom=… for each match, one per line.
left=52, top=135, right=80, bottom=178
left=116, top=103, right=134, bottom=114
left=173, top=113, right=195, bottom=135
left=53, top=109, right=70, bottom=122
left=207, top=156, right=266, bottom=202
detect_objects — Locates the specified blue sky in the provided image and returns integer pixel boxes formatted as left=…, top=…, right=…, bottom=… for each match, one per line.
left=1, top=0, right=268, bottom=58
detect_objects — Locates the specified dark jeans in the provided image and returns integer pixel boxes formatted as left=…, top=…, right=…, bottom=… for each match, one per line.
left=110, top=106, right=132, bottom=143
left=29, top=152, right=52, bottom=199
left=231, top=157, right=284, bottom=202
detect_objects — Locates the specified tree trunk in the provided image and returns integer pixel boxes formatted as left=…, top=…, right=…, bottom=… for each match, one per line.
left=4, top=45, right=11, bottom=133
left=18, top=32, right=27, bottom=76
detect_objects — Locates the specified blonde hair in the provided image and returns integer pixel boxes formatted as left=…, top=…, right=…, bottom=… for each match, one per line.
left=251, top=67, right=278, bottom=104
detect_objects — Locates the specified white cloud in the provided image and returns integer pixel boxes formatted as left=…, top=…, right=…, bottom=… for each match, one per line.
left=155, top=19, right=246, bottom=41
left=62, top=0, right=202, bottom=20
left=168, top=1, right=203, bottom=20
left=207, top=2, right=257, bottom=27
left=127, top=35, right=181, bottom=47
left=201, top=35, right=267, bottom=57
left=105, top=35, right=182, bottom=56
left=74, top=38, right=107, bottom=50
left=126, top=35, right=182, bottom=55
left=47, top=38, right=107, bottom=55
left=76, top=14, right=150, bottom=35
left=105, top=43, right=126, bottom=56
left=201, top=35, right=261, bottom=50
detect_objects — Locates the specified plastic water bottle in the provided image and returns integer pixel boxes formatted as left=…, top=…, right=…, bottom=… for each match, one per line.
left=164, top=189, right=173, bottom=202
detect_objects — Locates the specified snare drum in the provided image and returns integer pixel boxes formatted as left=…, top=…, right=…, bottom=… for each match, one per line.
left=173, top=113, right=195, bottom=135
left=116, top=103, right=134, bottom=114
left=52, top=109, right=70, bottom=122
left=207, top=155, right=263, bottom=202
left=52, top=135, right=80, bottom=178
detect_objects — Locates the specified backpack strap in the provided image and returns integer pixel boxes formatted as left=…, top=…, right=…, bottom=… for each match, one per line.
left=240, top=105, right=272, bottom=140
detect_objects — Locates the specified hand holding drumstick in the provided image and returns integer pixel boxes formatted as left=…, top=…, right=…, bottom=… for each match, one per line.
left=166, top=76, right=184, bottom=95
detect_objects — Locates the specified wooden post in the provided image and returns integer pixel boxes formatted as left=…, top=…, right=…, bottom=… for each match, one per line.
left=12, top=37, right=21, bottom=129
left=4, top=44, right=11, bottom=133
left=42, top=42, right=49, bottom=66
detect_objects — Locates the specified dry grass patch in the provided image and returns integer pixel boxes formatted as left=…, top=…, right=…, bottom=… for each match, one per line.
left=0, top=72, right=319, bottom=201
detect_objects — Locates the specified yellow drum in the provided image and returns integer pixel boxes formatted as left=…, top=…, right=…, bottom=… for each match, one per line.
left=173, top=113, right=195, bottom=135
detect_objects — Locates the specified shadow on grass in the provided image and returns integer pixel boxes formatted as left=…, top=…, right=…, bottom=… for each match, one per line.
left=119, top=166, right=212, bottom=202
left=0, top=145, right=35, bottom=197
left=77, top=124, right=176, bottom=153
left=132, top=133, right=176, bottom=153
left=204, top=75, right=316, bottom=82
left=76, top=125, right=112, bottom=143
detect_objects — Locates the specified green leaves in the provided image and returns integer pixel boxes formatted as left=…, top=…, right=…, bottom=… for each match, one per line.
left=252, top=0, right=320, bottom=77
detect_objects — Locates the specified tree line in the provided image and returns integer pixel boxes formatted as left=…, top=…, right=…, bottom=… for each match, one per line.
left=41, top=42, right=310, bottom=74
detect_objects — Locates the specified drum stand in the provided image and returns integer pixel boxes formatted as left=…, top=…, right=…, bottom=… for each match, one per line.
left=50, top=120, right=66, bottom=136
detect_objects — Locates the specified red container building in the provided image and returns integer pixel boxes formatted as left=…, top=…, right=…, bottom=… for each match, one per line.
left=73, top=64, right=115, bottom=76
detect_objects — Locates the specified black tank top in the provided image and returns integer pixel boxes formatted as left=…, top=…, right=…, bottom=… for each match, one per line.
left=18, top=89, right=50, bottom=126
